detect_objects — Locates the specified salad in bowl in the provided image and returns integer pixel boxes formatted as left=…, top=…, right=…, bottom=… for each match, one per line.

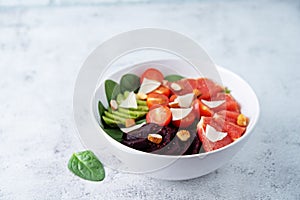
left=98, top=66, right=249, bottom=156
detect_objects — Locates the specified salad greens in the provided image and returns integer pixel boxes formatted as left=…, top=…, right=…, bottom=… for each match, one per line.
left=164, top=74, right=184, bottom=82
left=105, top=79, right=120, bottom=104
left=120, top=74, right=140, bottom=93
left=68, top=150, right=105, bottom=181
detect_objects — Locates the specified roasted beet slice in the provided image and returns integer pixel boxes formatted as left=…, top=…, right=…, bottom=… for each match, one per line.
left=123, top=123, right=163, bottom=141
left=186, top=135, right=202, bottom=155
left=153, top=137, right=192, bottom=155
left=122, top=138, right=149, bottom=151
left=146, top=126, right=178, bottom=153
left=152, top=129, right=195, bottom=155
left=122, top=123, right=163, bottom=151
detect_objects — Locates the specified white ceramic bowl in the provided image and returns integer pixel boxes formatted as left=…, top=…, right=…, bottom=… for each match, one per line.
left=75, top=59, right=259, bottom=180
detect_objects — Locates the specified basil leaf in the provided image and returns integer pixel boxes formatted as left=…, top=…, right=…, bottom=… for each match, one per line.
left=103, top=128, right=123, bottom=142
left=105, top=79, right=120, bottom=104
left=120, top=74, right=140, bottom=93
left=224, top=87, right=231, bottom=94
left=68, top=150, right=105, bottom=181
left=164, top=74, right=184, bottom=82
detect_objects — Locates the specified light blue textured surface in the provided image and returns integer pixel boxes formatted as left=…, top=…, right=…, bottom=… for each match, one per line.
left=0, top=1, right=299, bottom=199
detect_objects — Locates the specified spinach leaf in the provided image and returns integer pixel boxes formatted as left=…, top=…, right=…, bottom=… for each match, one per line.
left=105, top=79, right=120, bottom=104
left=98, top=101, right=106, bottom=117
left=98, top=101, right=107, bottom=128
left=103, top=128, right=123, bottom=142
left=164, top=74, right=184, bottom=82
left=68, top=150, right=105, bottom=181
left=120, top=74, right=140, bottom=93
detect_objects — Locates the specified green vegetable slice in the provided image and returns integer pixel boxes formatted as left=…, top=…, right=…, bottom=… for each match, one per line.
left=164, top=74, right=184, bottom=82
left=137, top=100, right=147, bottom=106
left=102, top=116, right=122, bottom=127
left=109, top=109, right=130, bottom=118
left=129, top=105, right=149, bottom=112
left=120, top=74, right=140, bottom=93
left=118, top=107, right=147, bottom=119
left=105, top=79, right=120, bottom=104
left=104, top=111, right=127, bottom=123
left=68, top=150, right=105, bottom=181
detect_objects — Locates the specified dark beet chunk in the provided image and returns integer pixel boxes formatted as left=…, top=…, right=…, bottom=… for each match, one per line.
left=146, top=126, right=178, bottom=153
left=175, top=133, right=195, bottom=155
left=161, top=126, right=177, bottom=146
left=122, top=123, right=163, bottom=152
left=191, top=136, right=201, bottom=154
left=123, top=123, right=162, bottom=141
left=153, top=129, right=194, bottom=155
left=122, top=138, right=149, bottom=151
left=185, top=131, right=201, bottom=155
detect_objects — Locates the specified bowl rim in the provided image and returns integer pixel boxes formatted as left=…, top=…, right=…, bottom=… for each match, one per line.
left=91, top=60, right=260, bottom=159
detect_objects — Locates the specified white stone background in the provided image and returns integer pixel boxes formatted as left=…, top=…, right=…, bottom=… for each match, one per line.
left=0, top=0, right=299, bottom=199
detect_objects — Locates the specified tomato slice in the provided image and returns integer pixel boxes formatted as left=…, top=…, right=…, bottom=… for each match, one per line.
left=172, top=111, right=196, bottom=128
left=198, top=100, right=214, bottom=117
left=169, top=94, right=177, bottom=102
left=140, top=68, right=164, bottom=83
left=152, top=85, right=171, bottom=97
left=168, top=94, right=180, bottom=108
left=146, top=93, right=169, bottom=109
left=146, top=106, right=172, bottom=126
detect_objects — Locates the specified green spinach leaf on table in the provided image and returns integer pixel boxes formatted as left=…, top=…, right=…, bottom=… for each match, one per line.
left=68, top=150, right=105, bottom=181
